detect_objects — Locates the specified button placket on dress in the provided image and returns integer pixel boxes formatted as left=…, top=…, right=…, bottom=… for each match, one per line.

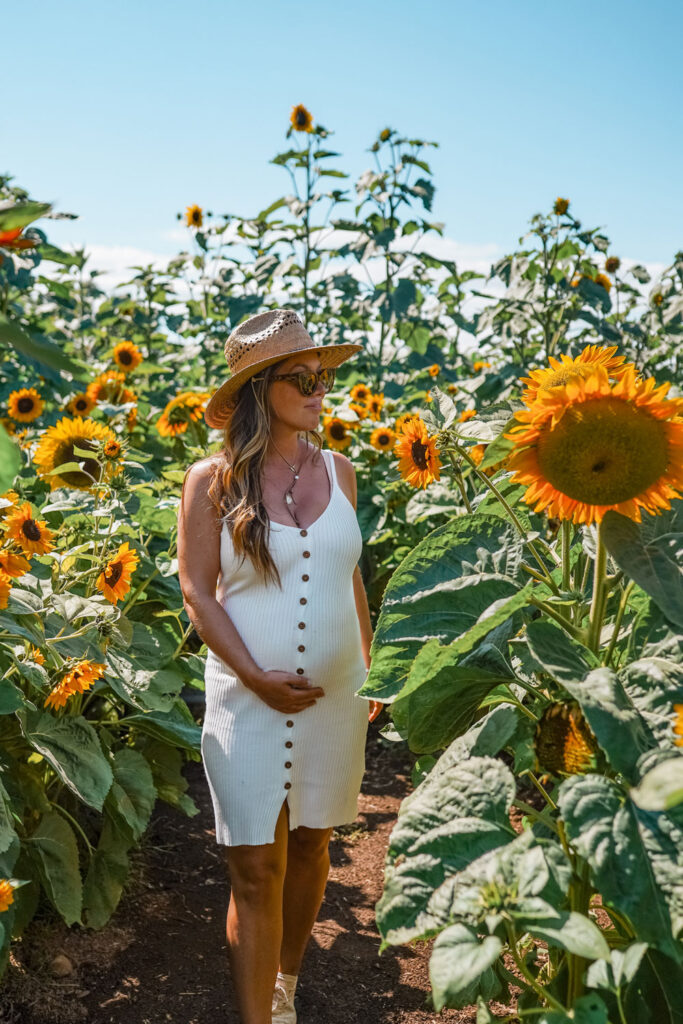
left=285, top=530, right=312, bottom=792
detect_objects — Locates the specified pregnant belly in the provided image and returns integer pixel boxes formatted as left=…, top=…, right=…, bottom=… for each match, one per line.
left=222, top=597, right=365, bottom=685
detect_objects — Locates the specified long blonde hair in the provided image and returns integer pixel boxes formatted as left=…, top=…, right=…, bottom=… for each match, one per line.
left=206, top=360, right=323, bottom=588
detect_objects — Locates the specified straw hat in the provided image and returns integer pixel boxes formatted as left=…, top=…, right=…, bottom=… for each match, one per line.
left=204, top=308, right=362, bottom=428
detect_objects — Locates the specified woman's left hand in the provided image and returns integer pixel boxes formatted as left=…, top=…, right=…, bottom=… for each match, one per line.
left=368, top=700, right=383, bottom=723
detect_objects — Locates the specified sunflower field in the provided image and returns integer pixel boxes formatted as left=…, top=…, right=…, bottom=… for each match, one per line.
left=2, top=104, right=683, bottom=1022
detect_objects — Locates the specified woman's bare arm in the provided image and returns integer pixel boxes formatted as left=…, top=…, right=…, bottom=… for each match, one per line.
left=177, top=458, right=324, bottom=713
left=177, top=459, right=264, bottom=688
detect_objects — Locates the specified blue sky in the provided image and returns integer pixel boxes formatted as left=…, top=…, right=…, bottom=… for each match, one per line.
left=3, top=0, right=682, bottom=277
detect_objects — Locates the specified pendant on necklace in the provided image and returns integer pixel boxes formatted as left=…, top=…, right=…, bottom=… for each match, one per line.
left=285, top=493, right=294, bottom=505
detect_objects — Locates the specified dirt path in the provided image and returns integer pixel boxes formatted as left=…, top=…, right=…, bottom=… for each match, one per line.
left=3, top=722, right=506, bottom=1023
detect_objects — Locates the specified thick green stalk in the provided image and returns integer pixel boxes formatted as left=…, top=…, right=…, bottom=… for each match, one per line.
left=587, top=522, right=608, bottom=653
left=445, top=451, right=472, bottom=513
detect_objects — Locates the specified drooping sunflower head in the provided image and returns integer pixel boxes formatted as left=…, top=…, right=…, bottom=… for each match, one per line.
left=156, top=391, right=209, bottom=438
left=349, top=401, right=368, bottom=421
left=370, top=426, right=397, bottom=452
left=366, top=393, right=385, bottom=422
left=113, top=340, right=143, bottom=373
left=67, top=392, right=96, bottom=417
left=594, top=272, right=612, bottom=292
left=473, top=360, right=491, bottom=372
left=605, top=256, right=621, bottom=274
left=86, top=370, right=128, bottom=405
left=323, top=416, right=353, bottom=451
left=96, top=541, right=139, bottom=604
left=33, top=416, right=119, bottom=491
left=428, top=364, right=440, bottom=378
left=458, top=408, right=476, bottom=423
left=554, top=197, right=570, bottom=215
left=290, top=103, right=313, bottom=132
left=520, top=345, right=628, bottom=406
left=4, top=502, right=54, bottom=556
left=379, top=127, right=391, bottom=142
left=394, top=417, right=442, bottom=490
left=185, top=204, right=203, bottom=228
left=44, top=660, right=106, bottom=710
left=534, top=702, right=601, bottom=777
left=7, top=387, right=44, bottom=423
left=505, top=363, right=683, bottom=525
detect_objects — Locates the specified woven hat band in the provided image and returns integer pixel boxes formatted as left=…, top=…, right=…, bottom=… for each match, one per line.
left=227, top=322, right=319, bottom=375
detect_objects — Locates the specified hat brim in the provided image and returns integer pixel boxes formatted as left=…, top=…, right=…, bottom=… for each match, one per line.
left=204, top=342, right=363, bottom=429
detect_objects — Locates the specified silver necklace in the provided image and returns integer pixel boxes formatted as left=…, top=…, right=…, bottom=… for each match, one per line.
left=268, top=437, right=307, bottom=526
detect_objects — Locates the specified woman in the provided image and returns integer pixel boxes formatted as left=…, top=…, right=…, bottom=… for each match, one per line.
left=177, top=308, right=383, bottom=1024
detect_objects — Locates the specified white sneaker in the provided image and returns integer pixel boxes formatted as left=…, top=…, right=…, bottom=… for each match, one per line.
left=271, top=972, right=297, bottom=1023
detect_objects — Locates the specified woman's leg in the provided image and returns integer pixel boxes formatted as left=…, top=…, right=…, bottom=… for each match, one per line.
left=222, top=798, right=290, bottom=1024
left=279, top=823, right=334, bottom=976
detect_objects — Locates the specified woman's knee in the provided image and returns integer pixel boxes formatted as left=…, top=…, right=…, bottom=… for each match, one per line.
left=287, top=826, right=333, bottom=859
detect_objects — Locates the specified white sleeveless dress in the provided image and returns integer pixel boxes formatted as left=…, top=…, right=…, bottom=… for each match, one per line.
left=201, top=447, right=370, bottom=846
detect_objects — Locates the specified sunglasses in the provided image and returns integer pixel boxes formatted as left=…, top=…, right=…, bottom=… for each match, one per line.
left=256, top=367, right=336, bottom=396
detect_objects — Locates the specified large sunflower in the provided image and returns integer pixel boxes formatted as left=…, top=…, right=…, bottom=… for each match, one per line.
left=323, top=416, right=353, bottom=451
left=96, top=541, right=139, bottom=603
left=394, top=417, right=442, bottom=489
left=4, top=503, right=54, bottom=556
left=156, top=392, right=209, bottom=437
left=8, top=387, right=43, bottom=422
left=505, top=363, right=683, bottom=525
left=370, top=426, right=397, bottom=452
left=44, top=660, right=106, bottom=710
left=113, top=340, right=143, bottom=373
left=290, top=103, right=313, bottom=132
left=520, top=345, right=628, bottom=406
left=33, top=416, right=119, bottom=491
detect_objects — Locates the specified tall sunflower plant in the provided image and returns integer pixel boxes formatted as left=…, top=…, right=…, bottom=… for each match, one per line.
left=358, top=345, right=683, bottom=1020
left=0, top=412, right=207, bottom=968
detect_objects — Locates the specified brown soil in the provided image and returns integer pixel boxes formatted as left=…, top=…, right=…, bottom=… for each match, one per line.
left=1, top=720, right=513, bottom=1024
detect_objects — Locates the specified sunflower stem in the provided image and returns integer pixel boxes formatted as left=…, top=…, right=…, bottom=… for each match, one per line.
left=448, top=438, right=561, bottom=590
left=445, top=451, right=472, bottom=513
left=604, top=580, right=635, bottom=668
left=529, top=596, right=585, bottom=641
left=587, top=523, right=608, bottom=654
left=504, top=922, right=566, bottom=1013
left=561, top=521, right=572, bottom=591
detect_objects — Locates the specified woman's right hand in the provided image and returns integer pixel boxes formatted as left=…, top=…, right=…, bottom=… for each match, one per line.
left=245, top=669, right=325, bottom=714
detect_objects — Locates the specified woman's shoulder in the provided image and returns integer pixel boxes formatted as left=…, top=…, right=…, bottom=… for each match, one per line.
left=184, top=453, right=227, bottom=485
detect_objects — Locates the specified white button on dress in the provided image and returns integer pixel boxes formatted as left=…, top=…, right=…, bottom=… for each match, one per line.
left=201, top=447, right=369, bottom=846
